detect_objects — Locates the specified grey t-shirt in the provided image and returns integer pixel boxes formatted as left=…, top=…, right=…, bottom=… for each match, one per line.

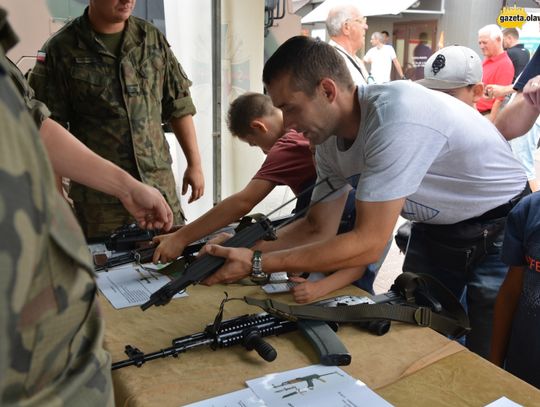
left=313, top=81, right=527, bottom=224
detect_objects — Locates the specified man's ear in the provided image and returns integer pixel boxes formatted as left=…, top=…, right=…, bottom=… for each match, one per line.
left=472, top=83, right=485, bottom=103
left=319, top=78, right=338, bottom=102
left=250, top=119, right=268, bottom=133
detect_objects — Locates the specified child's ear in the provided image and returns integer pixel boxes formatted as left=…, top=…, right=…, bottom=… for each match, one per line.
left=472, top=83, right=485, bottom=103
left=250, top=119, right=268, bottom=133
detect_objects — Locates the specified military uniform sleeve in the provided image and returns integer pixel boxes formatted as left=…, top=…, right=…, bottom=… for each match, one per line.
left=28, top=46, right=71, bottom=127
left=7, top=58, right=50, bottom=128
left=159, top=34, right=197, bottom=121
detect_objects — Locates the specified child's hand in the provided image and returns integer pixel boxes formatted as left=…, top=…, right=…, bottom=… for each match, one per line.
left=289, top=276, right=324, bottom=304
left=152, top=232, right=186, bottom=264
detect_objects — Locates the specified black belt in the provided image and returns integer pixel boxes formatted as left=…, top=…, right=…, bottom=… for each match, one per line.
left=473, top=183, right=531, bottom=222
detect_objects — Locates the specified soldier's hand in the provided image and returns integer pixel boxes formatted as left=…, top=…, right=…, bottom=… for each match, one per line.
left=200, top=245, right=252, bottom=285
left=183, top=164, right=204, bottom=203
left=120, top=181, right=173, bottom=231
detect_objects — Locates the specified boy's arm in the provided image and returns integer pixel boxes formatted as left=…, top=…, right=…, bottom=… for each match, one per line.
left=203, top=197, right=404, bottom=285
left=489, top=265, right=524, bottom=366
left=290, top=266, right=366, bottom=304
left=152, top=178, right=275, bottom=263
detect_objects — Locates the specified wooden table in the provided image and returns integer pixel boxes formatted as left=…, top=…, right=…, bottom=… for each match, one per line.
left=100, top=283, right=540, bottom=406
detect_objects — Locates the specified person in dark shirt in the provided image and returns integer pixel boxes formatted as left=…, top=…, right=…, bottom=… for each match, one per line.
left=503, top=28, right=530, bottom=82
left=412, top=32, right=433, bottom=80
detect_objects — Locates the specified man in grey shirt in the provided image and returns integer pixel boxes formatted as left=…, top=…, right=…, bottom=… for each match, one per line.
left=203, top=36, right=528, bottom=360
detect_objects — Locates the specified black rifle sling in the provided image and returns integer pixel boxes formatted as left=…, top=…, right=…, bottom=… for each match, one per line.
left=244, top=273, right=470, bottom=338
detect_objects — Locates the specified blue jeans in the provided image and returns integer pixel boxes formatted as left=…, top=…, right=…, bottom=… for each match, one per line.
left=402, top=221, right=508, bottom=359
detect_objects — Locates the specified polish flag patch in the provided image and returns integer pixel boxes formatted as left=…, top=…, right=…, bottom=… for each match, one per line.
left=36, top=51, right=46, bottom=63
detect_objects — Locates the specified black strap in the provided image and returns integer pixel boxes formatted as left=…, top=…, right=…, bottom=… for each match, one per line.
left=473, top=183, right=531, bottom=222
left=333, top=46, right=367, bottom=83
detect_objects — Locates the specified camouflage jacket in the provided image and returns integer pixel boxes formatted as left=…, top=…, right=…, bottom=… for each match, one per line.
left=0, top=9, right=113, bottom=406
left=29, top=7, right=196, bottom=228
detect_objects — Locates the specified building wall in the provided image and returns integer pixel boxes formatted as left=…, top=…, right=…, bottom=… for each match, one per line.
left=440, top=0, right=506, bottom=55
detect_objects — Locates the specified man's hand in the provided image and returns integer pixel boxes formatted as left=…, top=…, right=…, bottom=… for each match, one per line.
left=484, top=84, right=513, bottom=99
left=183, top=164, right=204, bottom=203
left=523, top=75, right=540, bottom=110
left=119, top=182, right=173, bottom=231
left=200, top=245, right=253, bottom=285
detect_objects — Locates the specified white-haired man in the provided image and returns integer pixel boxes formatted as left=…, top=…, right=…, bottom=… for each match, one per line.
left=476, top=24, right=514, bottom=121
left=326, top=4, right=370, bottom=85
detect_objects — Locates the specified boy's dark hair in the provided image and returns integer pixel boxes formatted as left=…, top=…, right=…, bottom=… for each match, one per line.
left=262, top=36, right=354, bottom=97
left=227, top=92, right=275, bottom=138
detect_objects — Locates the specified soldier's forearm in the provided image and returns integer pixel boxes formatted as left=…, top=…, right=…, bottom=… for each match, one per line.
left=169, top=115, right=202, bottom=168
left=39, top=117, right=135, bottom=200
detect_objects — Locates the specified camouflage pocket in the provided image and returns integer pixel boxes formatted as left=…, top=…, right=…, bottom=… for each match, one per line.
left=69, top=66, right=110, bottom=114
left=137, top=52, right=165, bottom=104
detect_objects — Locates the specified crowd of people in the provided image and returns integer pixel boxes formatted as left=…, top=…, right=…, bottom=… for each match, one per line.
left=2, top=0, right=540, bottom=405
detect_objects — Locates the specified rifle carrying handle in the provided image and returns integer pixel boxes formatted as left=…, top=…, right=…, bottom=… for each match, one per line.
left=297, top=319, right=351, bottom=366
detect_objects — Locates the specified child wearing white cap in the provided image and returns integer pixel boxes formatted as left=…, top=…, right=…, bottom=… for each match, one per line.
left=416, top=45, right=485, bottom=108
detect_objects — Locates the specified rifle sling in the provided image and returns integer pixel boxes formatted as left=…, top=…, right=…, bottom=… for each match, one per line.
left=243, top=297, right=468, bottom=338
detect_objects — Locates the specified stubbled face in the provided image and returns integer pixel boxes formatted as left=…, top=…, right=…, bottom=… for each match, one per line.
left=89, top=0, right=136, bottom=25
left=266, top=74, right=336, bottom=147
left=478, top=33, right=500, bottom=58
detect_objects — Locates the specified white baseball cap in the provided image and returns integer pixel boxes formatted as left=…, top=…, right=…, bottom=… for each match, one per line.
left=417, top=45, right=482, bottom=90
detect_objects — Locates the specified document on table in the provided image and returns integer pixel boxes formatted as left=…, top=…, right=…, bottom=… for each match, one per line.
left=485, top=397, right=523, bottom=407
left=96, top=263, right=187, bottom=309
left=246, top=365, right=393, bottom=407
left=183, top=388, right=266, bottom=407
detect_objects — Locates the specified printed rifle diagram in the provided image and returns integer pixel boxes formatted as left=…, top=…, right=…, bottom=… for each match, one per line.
left=272, top=371, right=344, bottom=398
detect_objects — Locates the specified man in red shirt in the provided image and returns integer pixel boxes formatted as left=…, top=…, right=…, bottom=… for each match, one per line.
left=476, top=24, right=514, bottom=121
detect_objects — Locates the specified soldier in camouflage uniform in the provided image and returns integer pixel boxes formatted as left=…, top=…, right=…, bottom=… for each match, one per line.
left=0, top=8, right=113, bottom=405
left=29, top=0, right=204, bottom=239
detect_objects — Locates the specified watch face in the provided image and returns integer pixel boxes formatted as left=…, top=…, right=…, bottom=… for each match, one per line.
left=250, top=270, right=269, bottom=284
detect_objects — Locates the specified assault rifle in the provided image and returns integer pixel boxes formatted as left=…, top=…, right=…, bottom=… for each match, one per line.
left=112, top=295, right=392, bottom=370
left=93, top=223, right=235, bottom=272
left=112, top=312, right=297, bottom=370
left=140, top=179, right=338, bottom=310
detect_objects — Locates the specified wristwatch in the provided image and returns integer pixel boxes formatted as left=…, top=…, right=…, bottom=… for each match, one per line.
left=250, top=250, right=268, bottom=283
